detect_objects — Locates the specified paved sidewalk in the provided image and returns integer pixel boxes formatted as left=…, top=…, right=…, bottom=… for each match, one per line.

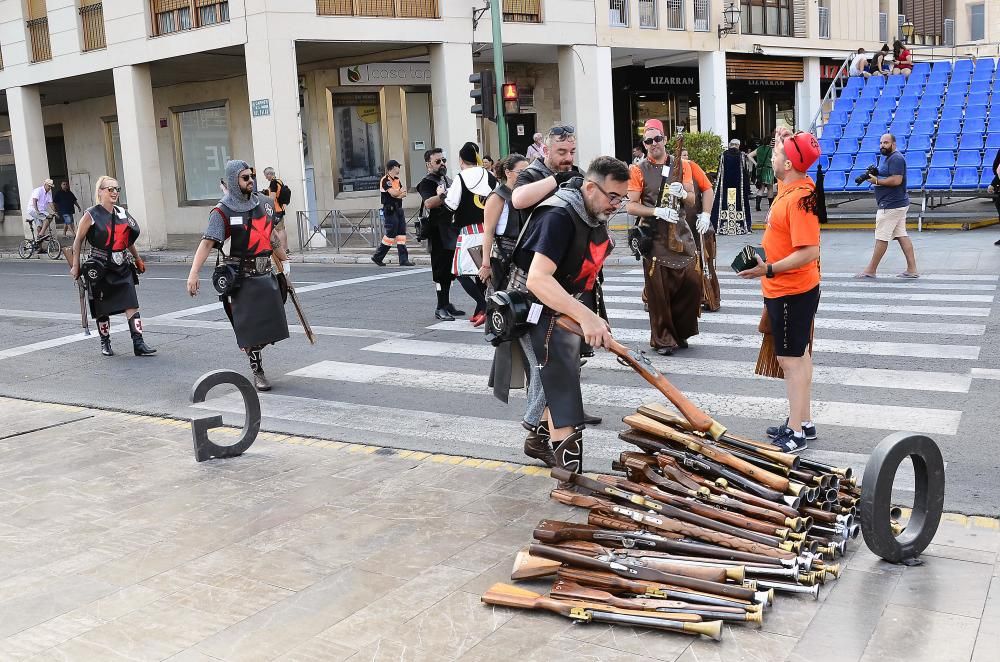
left=0, top=397, right=997, bottom=661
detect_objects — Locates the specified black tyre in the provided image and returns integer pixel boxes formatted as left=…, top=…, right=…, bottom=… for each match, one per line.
left=860, top=432, right=945, bottom=564
left=17, top=240, right=33, bottom=259
left=46, top=238, right=62, bottom=260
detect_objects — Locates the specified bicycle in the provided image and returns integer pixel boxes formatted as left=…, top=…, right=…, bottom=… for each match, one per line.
left=19, top=217, right=62, bottom=260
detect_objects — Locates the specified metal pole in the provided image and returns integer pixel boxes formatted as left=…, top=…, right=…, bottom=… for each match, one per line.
left=490, top=0, right=510, bottom=156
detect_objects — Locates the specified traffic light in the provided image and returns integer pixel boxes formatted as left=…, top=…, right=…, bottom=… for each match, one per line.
left=469, top=69, right=497, bottom=122
left=501, top=82, right=519, bottom=115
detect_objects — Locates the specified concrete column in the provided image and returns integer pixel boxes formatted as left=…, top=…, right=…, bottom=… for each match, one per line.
left=430, top=42, right=477, bottom=162
left=7, top=86, right=49, bottom=237
left=243, top=37, right=306, bottom=248
left=558, top=45, right=615, bottom=165
left=113, top=65, right=168, bottom=251
left=796, top=57, right=823, bottom=132
left=698, top=51, right=729, bottom=141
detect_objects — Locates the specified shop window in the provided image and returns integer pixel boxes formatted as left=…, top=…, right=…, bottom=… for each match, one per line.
left=969, top=3, right=984, bottom=41
left=331, top=92, right=385, bottom=195
left=103, top=119, right=127, bottom=204
left=740, top=0, right=791, bottom=37
left=172, top=103, right=231, bottom=204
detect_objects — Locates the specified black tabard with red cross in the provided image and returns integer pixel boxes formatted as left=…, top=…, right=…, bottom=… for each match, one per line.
left=216, top=200, right=275, bottom=259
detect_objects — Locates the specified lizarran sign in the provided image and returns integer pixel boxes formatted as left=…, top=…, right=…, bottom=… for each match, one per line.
left=339, top=62, right=433, bottom=87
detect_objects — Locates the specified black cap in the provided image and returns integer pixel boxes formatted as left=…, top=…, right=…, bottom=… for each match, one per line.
left=459, top=142, right=480, bottom=165
left=386, top=159, right=401, bottom=170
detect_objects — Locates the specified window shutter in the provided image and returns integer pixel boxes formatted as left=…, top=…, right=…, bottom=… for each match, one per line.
left=793, top=0, right=807, bottom=37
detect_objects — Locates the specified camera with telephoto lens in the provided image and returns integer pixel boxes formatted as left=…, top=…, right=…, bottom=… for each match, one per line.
left=855, top=165, right=879, bottom=185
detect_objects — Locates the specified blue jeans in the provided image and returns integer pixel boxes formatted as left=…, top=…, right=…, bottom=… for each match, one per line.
left=60, top=213, right=75, bottom=227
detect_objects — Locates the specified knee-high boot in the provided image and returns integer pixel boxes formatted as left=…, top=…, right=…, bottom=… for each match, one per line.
left=128, top=313, right=156, bottom=356
left=97, top=316, right=113, bottom=356
left=553, top=428, right=584, bottom=481
left=247, top=347, right=270, bottom=391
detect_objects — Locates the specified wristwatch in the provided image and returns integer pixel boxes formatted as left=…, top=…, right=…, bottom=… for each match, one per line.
left=766, top=263, right=775, bottom=278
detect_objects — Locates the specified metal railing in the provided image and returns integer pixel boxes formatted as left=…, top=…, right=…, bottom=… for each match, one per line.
left=151, top=0, right=229, bottom=36
left=818, top=6, right=830, bottom=39
left=315, top=0, right=438, bottom=17
left=693, top=0, right=710, bottom=32
left=297, top=207, right=426, bottom=252
left=503, top=0, right=541, bottom=23
left=80, top=4, right=106, bottom=52
left=27, top=17, right=52, bottom=63
left=666, top=0, right=684, bottom=30
left=638, top=0, right=656, bottom=28
left=609, top=0, right=628, bottom=27
left=809, top=50, right=852, bottom=134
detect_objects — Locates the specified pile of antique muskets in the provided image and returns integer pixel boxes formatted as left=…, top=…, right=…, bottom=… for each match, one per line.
left=482, top=402, right=860, bottom=641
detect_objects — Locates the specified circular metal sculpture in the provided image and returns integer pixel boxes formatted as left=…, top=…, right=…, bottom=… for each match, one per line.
left=190, top=369, right=261, bottom=462
left=860, top=432, right=945, bottom=565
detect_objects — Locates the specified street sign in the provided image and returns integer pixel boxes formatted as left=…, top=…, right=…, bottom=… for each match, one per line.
left=251, top=99, right=271, bottom=118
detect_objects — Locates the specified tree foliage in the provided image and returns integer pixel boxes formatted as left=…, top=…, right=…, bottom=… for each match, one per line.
left=667, top=132, right=725, bottom=175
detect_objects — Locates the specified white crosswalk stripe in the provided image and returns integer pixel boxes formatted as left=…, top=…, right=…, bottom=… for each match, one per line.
left=609, top=275, right=998, bottom=291
left=602, top=283, right=994, bottom=302
left=623, top=269, right=999, bottom=281
left=603, top=296, right=992, bottom=317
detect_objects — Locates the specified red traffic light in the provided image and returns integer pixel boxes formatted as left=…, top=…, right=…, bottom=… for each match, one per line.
left=501, top=83, right=519, bottom=101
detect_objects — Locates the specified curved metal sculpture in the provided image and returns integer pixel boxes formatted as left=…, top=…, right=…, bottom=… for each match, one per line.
left=190, top=370, right=261, bottom=462
left=860, top=432, right=945, bottom=565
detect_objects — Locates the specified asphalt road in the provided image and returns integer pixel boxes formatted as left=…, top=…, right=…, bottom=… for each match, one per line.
left=0, top=229, right=997, bottom=515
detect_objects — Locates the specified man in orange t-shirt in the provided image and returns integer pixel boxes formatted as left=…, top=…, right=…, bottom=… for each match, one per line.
left=738, top=128, right=822, bottom=453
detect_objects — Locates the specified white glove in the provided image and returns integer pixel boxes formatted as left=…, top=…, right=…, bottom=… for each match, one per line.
left=696, top=212, right=712, bottom=234
left=654, top=207, right=679, bottom=223
left=282, top=260, right=291, bottom=276
left=667, top=182, right=688, bottom=200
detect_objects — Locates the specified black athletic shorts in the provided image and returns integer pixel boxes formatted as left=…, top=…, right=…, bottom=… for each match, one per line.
left=764, top=285, right=820, bottom=357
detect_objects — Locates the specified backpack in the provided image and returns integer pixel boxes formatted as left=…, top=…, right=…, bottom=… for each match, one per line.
left=275, top=179, right=292, bottom=207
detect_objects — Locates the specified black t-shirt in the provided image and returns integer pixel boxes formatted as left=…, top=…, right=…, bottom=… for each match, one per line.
left=514, top=159, right=581, bottom=221
left=519, top=206, right=576, bottom=269
left=417, top=175, right=452, bottom=226
left=53, top=189, right=78, bottom=215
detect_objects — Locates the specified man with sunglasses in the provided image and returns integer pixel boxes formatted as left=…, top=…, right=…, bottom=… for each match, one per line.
left=187, top=160, right=291, bottom=392
left=416, top=147, right=463, bottom=321
left=507, top=156, right=626, bottom=480
left=511, top=124, right=581, bottom=220
left=626, top=119, right=702, bottom=356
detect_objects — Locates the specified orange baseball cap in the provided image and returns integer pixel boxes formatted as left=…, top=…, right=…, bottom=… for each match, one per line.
left=643, top=119, right=665, bottom=134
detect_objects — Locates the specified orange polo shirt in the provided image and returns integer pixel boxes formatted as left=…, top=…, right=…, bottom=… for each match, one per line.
left=761, top=177, right=821, bottom=299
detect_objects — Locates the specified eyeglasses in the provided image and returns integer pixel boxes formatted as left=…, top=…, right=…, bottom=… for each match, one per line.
left=239, top=175, right=253, bottom=182
left=548, top=125, right=576, bottom=141
left=102, top=186, right=121, bottom=193
left=588, top=179, right=626, bottom=206
left=643, top=135, right=665, bottom=145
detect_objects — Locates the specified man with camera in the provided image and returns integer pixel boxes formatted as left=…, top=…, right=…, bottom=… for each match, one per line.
left=416, top=148, right=464, bottom=321
left=856, top=133, right=919, bottom=279
left=508, top=156, right=625, bottom=478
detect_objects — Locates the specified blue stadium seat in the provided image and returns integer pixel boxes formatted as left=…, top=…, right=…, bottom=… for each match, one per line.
left=942, top=95, right=966, bottom=108
left=895, top=135, right=909, bottom=151
left=842, top=124, right=865, bottom=139
left=950, top=72, right=973, bottom=86
left=886, top=74, right=907, bottom=86
left=954, top=59, right=974, bottom=73
left=818, top=137, right=837, bottom=153
left=981, top=167, right=996, bottom=187
left=874, top=95, right=898, bottom=109
left=844, top=77, right=864, bottom=90
left=889, top=121, right=911, bottom=137
left=930, top=151, right=955, bottom=168
left=834, top=140, right=857, bottom=156
left=986, top=133, right=1000, bottom=150
left=911, top=120, right=936, bottom=135
left=859, top=136, right=881, bottom=152
left=924, top=82, right=947, bottom=97
left=871, top=108, right=894, bottom=123
left=822, top=124, right=843, bottom=140
left=824, top=170, right=847, bottom=192
left=896, top=96, right=919, bottom=112
left=924, top=168, right=952, bottom=190
left=828, top=109, right=849, bottom=125
left=935, top=134, right=960, bottom=150
left=855, top=96, right=877, bottom=110
left=834, top=96, right=856, bottom=113
left=956, top=150, right=982, bottom=167
left=952, top=167, right=980, bottom=189
left=973, top=58, right=996, bottom=75
left=815, top=154, right=831, bottom=171
left=989, top=115, right=1000, bottom=131
left=960, top=134, right=984, bottom=151
left=931, top=61, right=952, bottom=74
left=911, top=62, right=931, bottom=76
left=966, top=105, right=988, bottom=119
left=967, top=95, right=988, bottom=107
left=906, top=151, right=929, bottom=169
left=845, top=169, right=873, bottom=192
left=964, top=116, right=986, bottom=134
left=849, top=107, right=872, bottom=122
left=908, top=134, right=932, bottom=152
left=830, top=153, right=856, bottom=171
left=900, top=85, right=924, bottom=98
left=860, top=85, right=882, bottom=99
left=940, top=107, right=964, bottom=121
left=937, top=118, right=962, bottom=134
left=905, top=167, right=924, bottom=189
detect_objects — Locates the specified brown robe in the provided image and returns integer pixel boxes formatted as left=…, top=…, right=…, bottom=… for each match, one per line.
left=634, top=158, right=702, bottom=350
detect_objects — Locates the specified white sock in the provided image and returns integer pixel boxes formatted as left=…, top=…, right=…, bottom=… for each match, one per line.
left=792, top=430, right=805, bottom=439
left=801, top=420, right=814, bottom=428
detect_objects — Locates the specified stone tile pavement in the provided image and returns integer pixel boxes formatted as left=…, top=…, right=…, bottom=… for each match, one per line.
left=0, top=397, right=997, bottom=661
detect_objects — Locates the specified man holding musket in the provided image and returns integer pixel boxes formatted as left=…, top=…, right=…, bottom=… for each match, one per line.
left=508, top=156, right=626, bottom=478
left=187, top=160, right=291, bottom=391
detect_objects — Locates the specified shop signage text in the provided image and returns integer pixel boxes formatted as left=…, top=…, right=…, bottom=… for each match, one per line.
left=649, top=76, right=696, bottom=87
left=339, top=62, right=432, bottom=86
left=251, top=99, right=271, bottom=117
left=745, top=80, right=788, bottom=87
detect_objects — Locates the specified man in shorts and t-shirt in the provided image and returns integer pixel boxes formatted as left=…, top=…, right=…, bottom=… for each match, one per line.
left=738, top=129, right=823, bottom=453
left=855, top=133, right=918, bottom=279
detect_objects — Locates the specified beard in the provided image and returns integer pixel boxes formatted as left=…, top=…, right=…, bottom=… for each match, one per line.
left=880, top=147, right=892, bottom=156
left=437, top=166, right=447, bottom=176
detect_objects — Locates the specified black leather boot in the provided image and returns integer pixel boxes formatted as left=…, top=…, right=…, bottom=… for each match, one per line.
left=128, top=314, right=156, bottom=356
left=553, top=429, right=583, bottom=485
left=397, top=244, right=415, bottom=267
left=522, top=420, right=555, bottom=467
left=247, top=348, right=271, bottom=391
left=97, top=316, right=113, bottom=356
left=371, top=243, right=391, bottom=266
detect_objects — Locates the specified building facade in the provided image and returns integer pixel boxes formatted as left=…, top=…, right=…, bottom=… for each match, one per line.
left=0, top=0, right=993, bottom=247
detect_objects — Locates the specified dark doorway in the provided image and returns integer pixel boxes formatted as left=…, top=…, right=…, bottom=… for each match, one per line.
left=45, top=130, right=68, bottom=185
left=506, top=114, right=537, bottom=157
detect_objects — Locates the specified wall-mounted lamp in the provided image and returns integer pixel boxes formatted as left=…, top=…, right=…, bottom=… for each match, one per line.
left=719, top=2, right=740, bottom=39
left=901, top=20, right=915, bottom=43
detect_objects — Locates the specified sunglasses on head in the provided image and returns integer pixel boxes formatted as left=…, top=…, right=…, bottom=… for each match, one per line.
left=548, top=125, right=576, bottom=140
left=433, top=157, right=447, bottom=164
left=643, top=135, right=665, bottom=145
left=784, top=131, right=808, bottom=164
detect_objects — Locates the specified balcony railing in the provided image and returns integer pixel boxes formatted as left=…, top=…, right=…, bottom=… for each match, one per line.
left=80, top=3, right=107, bottom=51
left=694, top=0, right=710, bottom=31
left=27, top=17, right=52, bottom=63
left=609, top=0, right=628, bottom=27
left=818, top=5, right=830, bottom=39
left=665, top=0, right=684, bottom=30
left=151, top=0, right=229, bottom=36
left=638, top=0, right=657, bottom=28
left=503, top=0, right=540, bottom=23
left=315, top=0, right=438, bottom=17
